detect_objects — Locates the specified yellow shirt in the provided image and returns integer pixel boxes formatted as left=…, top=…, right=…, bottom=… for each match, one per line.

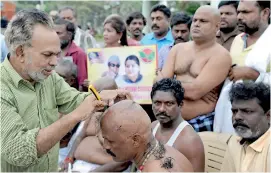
left=230, top=33, right=270, bottom=71
left=221, top=130, right=270, bottom=172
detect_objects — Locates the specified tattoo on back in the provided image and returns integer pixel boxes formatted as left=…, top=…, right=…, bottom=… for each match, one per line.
left=161, top=157, right=174, bottom=169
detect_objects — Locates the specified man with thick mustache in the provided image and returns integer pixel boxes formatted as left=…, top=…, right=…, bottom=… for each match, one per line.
left=216, top=0, right=241, bottom=51
left=156, top=6, right=232, bottom=132
left=54, top=17, right=88, bottom=91
left=221, top=82, right=270, bottom=172
left=158, top=12, right=192, bottom=69
left=140, top=4, right=174, bottom=51
left=151, top=78, right=205, bottom=172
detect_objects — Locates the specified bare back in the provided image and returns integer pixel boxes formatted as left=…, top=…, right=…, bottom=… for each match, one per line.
left=143, top=145, right=193, bottom=172
left=151, top=120, right=205, bottom=172
left=160, top=41, right=231, bottom=119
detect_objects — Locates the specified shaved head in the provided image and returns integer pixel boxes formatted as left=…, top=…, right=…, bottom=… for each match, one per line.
left=197, top=5, right=221, bottom=22
left=101, top=100, right=151, bottom=135
left=191, top=5, right=221, bottom=41
left=100, top=100, right=152, bottom=162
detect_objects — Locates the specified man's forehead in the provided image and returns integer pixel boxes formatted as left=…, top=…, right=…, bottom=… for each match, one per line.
left=153, top=90, right=176, bottom=99
left=151, top=11, right=166, bottom=18
left=232, top=99, right=260, bottom=109
left=238, top=0, right=257, bottom=10
left=173, top=23, right=189, bottom=30
left=31, top=24, right=61, bottom=52
left=60, top=9, right=74, bottom=17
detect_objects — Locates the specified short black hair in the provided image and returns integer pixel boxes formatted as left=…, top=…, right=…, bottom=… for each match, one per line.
left=218, top=0, right=239, bottom=11
left=229, top=82, right=270, bottom=113
left=170, top=12, right=192, bottom=29
left=126, top=12, right=146, bottom=26
left=151, top=78, right=185, bottom=106
left=54, top=17, right=76, bottom=41
left=150, top=4, right=171, bottom=18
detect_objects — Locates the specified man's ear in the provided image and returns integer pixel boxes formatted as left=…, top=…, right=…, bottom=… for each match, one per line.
left=15, top=45, right=25, bottom=63
left=132, top=134, right=141, bottom=148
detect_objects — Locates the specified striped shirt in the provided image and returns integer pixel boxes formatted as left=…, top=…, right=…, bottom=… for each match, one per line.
left=0, top=57, right=89, bottom=172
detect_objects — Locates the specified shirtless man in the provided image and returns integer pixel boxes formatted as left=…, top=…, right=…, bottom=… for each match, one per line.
left=156, top=5, right=232, bottom=132
left=61, top=86, right=131, bottom=172
left=151, top=78, right=205, bottom=172
left=100, top=100, right=194, bottom=172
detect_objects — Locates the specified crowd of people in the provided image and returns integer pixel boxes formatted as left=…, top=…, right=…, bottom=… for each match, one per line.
left=0, top=0, right=270, bottom=172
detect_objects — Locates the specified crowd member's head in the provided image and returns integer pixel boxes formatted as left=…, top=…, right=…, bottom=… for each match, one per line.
left=107, top=55, right=120, bottom=78
left=151, top=78, right=184, bottom=124
left=191, top=5, right=221, bottom=43
left=126, top=12, right=146, bottom=40
left=124, top=55, right=141, bottom=83
left=237, top=0, right=270, bottom=35
left=55, top=58, right=78, bottom=88
left=100, top=100, right=153, bottom=162
left=103, top=14, right=128, bottom=47
left=54, top=18, right=76, bottom=49
left=5, top=9, right=60, bottom=83
left=170, top=12, right=192, bottom=44
left=59, top=6, right=77, bottom=26
left=49, top=10, right=59, bottom=22
left=150, top=4, right=171, bottom=38
left=218, top=1, right=239, bottom=33
left=230, top=82, right=270, bottom=142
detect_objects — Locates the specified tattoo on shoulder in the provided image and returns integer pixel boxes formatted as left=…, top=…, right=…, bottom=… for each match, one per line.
left=161, top=157, right=174, bottom=169
left=153, top=142, right=166, bottom=160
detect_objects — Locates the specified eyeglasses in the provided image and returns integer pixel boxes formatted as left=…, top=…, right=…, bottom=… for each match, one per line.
left=109, top=63, right=120, bottom=68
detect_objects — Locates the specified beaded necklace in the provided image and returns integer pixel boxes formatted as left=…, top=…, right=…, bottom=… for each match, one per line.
left=138, top=141, right=159, bottom=172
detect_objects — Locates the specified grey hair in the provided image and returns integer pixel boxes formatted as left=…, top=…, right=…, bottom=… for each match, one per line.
left=58, top=6, right=77, bottom=18
left=4, top=9, right=54, bottom=56
left=57, top=58, right=77, bottom=77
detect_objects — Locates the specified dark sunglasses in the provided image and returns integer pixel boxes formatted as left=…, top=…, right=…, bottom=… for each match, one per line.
left=109, top=62, right=120, bottom=68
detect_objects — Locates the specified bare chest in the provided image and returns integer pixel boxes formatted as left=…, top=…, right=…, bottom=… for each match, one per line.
left=174, top=51, right=211, bottom=78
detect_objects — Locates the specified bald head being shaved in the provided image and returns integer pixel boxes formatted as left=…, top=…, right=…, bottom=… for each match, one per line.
left=100, top=100, right=152, bottom=162
left=191, top=5, right=221, bottom=42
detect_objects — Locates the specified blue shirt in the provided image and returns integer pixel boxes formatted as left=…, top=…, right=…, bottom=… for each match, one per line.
left=158, top=43, right=173, bottom=69
left=140, top=30, right=174, bottom=51
left=1, top=34, right=8, bottom=63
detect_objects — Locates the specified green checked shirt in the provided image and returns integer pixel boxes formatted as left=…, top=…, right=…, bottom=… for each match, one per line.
left=0, top=56, right=89, bottom=172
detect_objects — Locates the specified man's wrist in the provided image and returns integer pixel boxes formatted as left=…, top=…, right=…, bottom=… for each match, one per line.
left=246, top=67, right=260, bottom=80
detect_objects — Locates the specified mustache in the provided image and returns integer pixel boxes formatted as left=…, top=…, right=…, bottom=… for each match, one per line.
left=133, top=28, right=141, bottom=32
left=106, top=149, right=116, bottom=157
left=156, top=112, right=169, bottom=117
left=233, top=121, right=249, bottom=128
left=152, top=24, right=159, bottom=29
left=176, top=37, right=185, bottom=41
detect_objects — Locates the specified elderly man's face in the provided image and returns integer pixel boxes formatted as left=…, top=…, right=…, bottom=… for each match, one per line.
left=232, top=98, right=270, bottom=140
left=101, top=112, right=136, bottom=162
left=22, top=24, right=61, bottom=82
left=108, top=61, right=120, bottom=75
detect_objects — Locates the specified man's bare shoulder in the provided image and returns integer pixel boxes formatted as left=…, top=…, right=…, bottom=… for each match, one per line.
left=213, top=43, right=232, bottom=59
left=176, top=126, right=204, bottom=153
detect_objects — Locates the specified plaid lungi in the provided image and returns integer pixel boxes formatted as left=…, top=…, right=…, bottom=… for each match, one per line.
left=187, top=111, right=215, bottom=132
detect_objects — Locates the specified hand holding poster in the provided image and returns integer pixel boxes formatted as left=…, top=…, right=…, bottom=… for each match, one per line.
left=87, top=45, right=157, bottom=104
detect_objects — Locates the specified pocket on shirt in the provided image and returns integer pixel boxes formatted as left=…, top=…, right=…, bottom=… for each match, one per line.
left=44, top=108, right=59, bottom=125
